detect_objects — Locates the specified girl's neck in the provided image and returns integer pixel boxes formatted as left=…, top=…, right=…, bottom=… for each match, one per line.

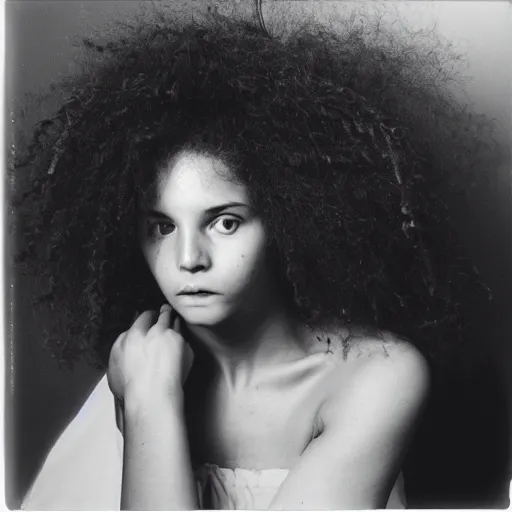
left=185, top=304, right=308, bottom=391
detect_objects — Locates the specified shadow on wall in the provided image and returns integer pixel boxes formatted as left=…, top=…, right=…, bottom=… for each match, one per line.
left=404, top=174, right=512, bottom=508
left=406, top=362, right=511, bottom=508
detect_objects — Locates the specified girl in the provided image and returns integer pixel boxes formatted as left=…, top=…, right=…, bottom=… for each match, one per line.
left=16, top=5, right=493, bottom=510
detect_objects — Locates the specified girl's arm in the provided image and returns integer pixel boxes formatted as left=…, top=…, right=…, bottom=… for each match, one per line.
left=108, top=307, right=198, bottom=510
left=121, top=391, right=197, bottom=510
left=270, top=341, right=429, bottom=510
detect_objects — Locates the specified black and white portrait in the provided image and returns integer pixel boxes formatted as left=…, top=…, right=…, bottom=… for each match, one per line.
left=5, top=0, right=512, bottom=509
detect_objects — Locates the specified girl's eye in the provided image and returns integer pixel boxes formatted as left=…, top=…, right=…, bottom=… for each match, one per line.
left=149, top=221, right=175, bottom=237
left=212, top=216, right=241, bottom=235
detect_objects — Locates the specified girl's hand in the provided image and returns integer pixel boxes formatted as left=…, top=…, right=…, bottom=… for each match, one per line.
left=107, top=305, right=194, bottom=408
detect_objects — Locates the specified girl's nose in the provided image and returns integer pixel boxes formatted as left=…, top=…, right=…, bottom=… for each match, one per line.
left=177, top=233, right=210, bottom=273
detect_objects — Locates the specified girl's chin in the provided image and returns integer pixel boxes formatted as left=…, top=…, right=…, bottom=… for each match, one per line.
left=177, top=307, right=231, bottom=328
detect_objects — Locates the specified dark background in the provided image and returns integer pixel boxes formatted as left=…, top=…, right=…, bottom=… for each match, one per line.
left=5, top=1, right=512, bottom=509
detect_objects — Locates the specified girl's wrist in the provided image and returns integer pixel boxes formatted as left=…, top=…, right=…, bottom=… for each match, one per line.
left=123, top=387, right=185, bottom=420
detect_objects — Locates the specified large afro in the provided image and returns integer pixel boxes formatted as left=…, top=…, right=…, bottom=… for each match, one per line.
left=14, top=5, right=497, bottom=369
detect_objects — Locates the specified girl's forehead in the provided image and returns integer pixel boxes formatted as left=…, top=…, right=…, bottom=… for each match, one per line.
left=150, top=150, right=249, bottom=208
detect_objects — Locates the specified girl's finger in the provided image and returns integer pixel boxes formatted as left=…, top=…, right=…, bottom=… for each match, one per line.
left=160, top=303, right=171, bottom=314
left=131, top=310, right=156, bottom=332
left=155, top=304, right=172, bottom=328
left=114, top=330, right=127, bottom=345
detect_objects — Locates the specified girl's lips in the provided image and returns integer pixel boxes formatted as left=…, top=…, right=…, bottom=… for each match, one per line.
left=177, top=285, right=220, bottom=295
left=176, top=292, right=220, bottom=306
left=178, top=292, right=217, bottom=296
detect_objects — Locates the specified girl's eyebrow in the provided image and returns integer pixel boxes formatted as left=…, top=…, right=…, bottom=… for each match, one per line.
left=142, top=209, right=170, bottom=219
left=142, top=202, right=249, bottom=218
left=204, top=202, right=249, bottom=215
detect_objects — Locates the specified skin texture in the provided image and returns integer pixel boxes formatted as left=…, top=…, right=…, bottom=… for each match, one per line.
left=107, top=150, right=430, bottom=509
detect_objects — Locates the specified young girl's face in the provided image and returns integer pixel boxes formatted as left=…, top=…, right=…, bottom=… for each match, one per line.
left=139, top=150, right=274, bottom=326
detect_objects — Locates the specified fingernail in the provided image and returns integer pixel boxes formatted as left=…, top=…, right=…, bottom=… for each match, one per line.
left=160, top=304, right=171, bottom=313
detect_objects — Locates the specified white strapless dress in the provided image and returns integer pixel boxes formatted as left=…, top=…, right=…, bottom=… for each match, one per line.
left=22, top=375, right=407, bottom=510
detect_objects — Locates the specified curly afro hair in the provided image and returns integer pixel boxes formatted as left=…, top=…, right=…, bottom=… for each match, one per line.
left=14, top=7, right=496, bottom=369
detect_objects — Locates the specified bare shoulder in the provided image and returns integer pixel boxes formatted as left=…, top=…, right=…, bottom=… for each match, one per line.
left=312, top=323, right=428, bottom=373
left=280, top=332, right=430, bottom=511
left=312, top=326, right=430, bottom=426
left=348, top=332, right=431, bottom=405
left=347, top=329, right=430, bottom=381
